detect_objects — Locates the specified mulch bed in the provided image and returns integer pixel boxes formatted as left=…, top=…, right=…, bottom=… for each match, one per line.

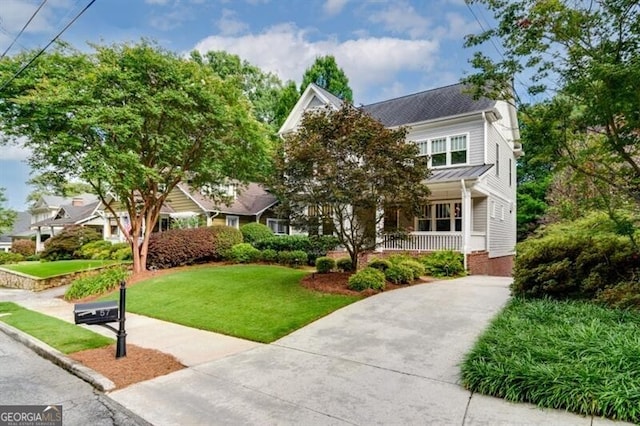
left=300, top=270, right=432, bottom=296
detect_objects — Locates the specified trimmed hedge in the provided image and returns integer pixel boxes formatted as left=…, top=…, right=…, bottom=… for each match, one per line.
left=277, top=250, right=308, bottom=267
left=315, top=256, right=336, bottom=273
left=253, top=235, right=339, bottom=265
left=147, top=227, right=216, bottom=269
left=210, top=225, right=243, bottom=260
left=261, top=249, right=278, bottom=263
left=240, top=222, right=273, bottom=244
left=41, top=225, right=102, bottom=261
left=348, top=267, right=386, bottom=291
left=229, top=243, right=261, bottom=263
left=336, top=257, right=354, bottom=272
left=367, top=258, right=392, bottom=271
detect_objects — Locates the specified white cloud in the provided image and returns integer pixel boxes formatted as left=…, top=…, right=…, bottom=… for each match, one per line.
left=149, top=8, right=193, bottom=31
left=368, top=1, right=431, bottom=39
left=192, top=23, right=439, bottom=103
left=0, top=140, right=31, bottom=161
left=323, top=0, right=349, bottom=16
left=0, top=0, right=59, bottom=35
left=216, top=9, right=248, bottom=36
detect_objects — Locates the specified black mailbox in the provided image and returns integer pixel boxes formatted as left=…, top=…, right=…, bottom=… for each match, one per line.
left=74, top=301, right=119, bottom=325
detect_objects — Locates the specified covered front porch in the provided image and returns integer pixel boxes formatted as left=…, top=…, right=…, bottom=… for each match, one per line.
left=379, top=166, right=492, bottom=260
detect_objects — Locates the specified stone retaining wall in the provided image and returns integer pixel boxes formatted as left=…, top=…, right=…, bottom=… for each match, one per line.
left=0, top=265, right=121, bottom=292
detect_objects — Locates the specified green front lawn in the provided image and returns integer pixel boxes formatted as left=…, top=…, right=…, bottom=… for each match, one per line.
left=461, top=298, right=640, bottom=423
left=104, top=264, right=360, bottom=343
left=0, top=302, right=114, bottom=354
left=2, top=259, right=122, bottom=278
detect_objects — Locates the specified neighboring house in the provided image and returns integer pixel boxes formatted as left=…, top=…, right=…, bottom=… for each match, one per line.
left=31, top=198, right=103, bottom=252
left=101, top=182, right=282, bottom=243
left=278, top=83, right=522, bottom=276
left=0, top=212, right=32, bottom=252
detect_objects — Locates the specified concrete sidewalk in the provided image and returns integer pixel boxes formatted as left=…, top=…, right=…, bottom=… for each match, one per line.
left=1, top=277, right=632, bottom=425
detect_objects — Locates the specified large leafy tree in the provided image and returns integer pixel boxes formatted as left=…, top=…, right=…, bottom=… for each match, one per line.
left=0, top=42, right=270, bottom=274
left=272, top=104, right=430, bottom=269
left=300, top=55, right=353, bottom=102
left=0, top=188, right=17, bottom=235
left=465, top=0, right=640, bottom=238
left=191, top=50, right=286, bottom=129
left=26, top=172, right=94, bottom=206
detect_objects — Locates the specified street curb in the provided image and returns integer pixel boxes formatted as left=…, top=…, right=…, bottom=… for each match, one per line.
left=0, top=320, right=116, bottom=392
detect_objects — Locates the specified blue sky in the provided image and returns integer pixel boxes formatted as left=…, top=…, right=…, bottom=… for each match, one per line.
left=0, top=0, right=499, bottom=210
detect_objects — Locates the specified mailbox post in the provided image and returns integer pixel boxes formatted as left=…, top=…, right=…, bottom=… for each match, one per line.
left=74, top=280, right=127, bottom=359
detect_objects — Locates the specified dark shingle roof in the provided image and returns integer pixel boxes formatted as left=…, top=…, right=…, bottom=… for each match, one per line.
left=0, top=212, right=32, bottom=242
left=427, top=164, right=494, bottom=183
left=362, top=83, right=496, bottom=127
left=179, top=182, right=277, bottom=216
left=31, top=201, right=100, bottom=227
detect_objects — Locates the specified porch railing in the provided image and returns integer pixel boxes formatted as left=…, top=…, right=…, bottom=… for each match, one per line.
left=381, top=232, right=463, bottom=252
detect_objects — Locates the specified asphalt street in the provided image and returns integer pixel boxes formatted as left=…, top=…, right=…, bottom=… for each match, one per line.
left=0, top=331, right=149, bottom=426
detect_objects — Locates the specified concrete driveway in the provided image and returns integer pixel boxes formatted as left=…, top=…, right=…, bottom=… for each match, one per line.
left=109, top=276, right=615, bottom=425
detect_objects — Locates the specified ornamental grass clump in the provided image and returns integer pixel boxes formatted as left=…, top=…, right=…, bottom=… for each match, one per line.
left=64, top=266, right=130, bottom=300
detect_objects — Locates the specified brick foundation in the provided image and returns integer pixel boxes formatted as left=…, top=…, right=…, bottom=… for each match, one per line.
left=327, top=249, right=514, bottom=277
left=466, top=251, right=513, bottom=276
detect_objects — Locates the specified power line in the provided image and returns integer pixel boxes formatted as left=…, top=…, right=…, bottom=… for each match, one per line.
left=0, top=0, right=97, bottom=93
left=1, top=0, right=48, bottom=59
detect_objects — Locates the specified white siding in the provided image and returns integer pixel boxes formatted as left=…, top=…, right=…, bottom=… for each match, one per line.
left=407, top=117, right=485, bottom=166
left=488, top=196, right=516, bottom=257
left=472, top=197, right=487, bottom=233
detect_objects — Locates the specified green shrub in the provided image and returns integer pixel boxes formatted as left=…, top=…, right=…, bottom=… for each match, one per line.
left=336, top=257, right=354, bottom=272
left=254, top=235, right=340, bottom=265
left=41, top=225, right=102, bottom=261
left=400, top=259, right=426, bottom=280
left=385, top=264, right=414, bottom=284
left=229, top=243, right=261, bottom=264
left=387, top=253, right=414, bottom=265
left=11, top=239, right=35, bottom=257
left=348, top=267, right=386, bottom=291
left=109, top=243, right=132, bottom=260
left=596, top=281, right=640, bottom=309
left=240, top=222, right=273, bottom=244
left=0, top=252, right=23, bottom=265
left=210, top=225, right=243, bottom=260
left=147, top=227, right=215, bottom=269
left=260, top=249, right=278, bottom=263
left=64, top=266, right=130, bottom=300
left=78, top=240, right=113, bottom=259
left=420, top=250, right=465, bottom=277
left=277, top=250, right=308, bottom=267
left=512, top=212, right=638, bottom=302
left=315, top=257, right=336, bottom=273
left=367, top=257, right=392, bottom=271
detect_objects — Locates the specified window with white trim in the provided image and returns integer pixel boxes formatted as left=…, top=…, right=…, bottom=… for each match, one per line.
left=267, top=219, right=288, bottom=235
left=226, top=215, right=239, bottom=229
left=415, top=202, right=462, bottom=232
left=415, top=134, right=468, bottom=168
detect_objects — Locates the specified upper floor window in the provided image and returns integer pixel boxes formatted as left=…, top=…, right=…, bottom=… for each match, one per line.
left=416, top=134, right=468, bottom=168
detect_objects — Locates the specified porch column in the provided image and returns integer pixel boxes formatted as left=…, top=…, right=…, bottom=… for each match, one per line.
left=460, top=180, right=472, bottom=270
left=102, top=215, right=110, bottom=240
left=374, top=207, right=384, bottom=252
left=35, top=227, right=43, bottom=252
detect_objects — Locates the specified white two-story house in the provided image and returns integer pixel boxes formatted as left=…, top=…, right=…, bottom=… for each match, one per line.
left=279, top=82, right=522, bottom=276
